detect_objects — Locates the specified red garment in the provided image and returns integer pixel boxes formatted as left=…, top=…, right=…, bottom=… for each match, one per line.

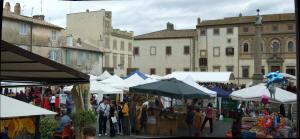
left=55, top=96, right=60, bottom=113
left=43, top=97, right=51, bottom=110
left=55, top=96, right=60, bottom=107
left=206, top=107, right=213, bottom=118
left=34, top=91, right=41, bottom=106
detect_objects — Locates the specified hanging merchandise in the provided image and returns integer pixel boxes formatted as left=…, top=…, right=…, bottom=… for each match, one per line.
left=261, top=95, right=269, bottom=105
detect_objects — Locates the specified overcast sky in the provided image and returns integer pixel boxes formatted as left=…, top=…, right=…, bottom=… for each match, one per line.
left=4, top=0, right=295, bottom=35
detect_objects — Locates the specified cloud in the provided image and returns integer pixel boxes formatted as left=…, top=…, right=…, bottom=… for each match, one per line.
left=4, top=0, right=295, bottom=35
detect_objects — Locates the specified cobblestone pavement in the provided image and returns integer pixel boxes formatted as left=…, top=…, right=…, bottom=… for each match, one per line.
left=95, top=118, right=234, bottom=138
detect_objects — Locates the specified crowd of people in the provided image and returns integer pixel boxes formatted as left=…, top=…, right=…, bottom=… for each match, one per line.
left=1, top=87, right=74, bottom=115
left=95, top=96, right=134, bottom=137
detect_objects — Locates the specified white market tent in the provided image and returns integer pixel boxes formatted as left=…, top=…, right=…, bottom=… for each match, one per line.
left=230, top=84, right=296, bottom=104
left=97, top=70, right=112, bottom=81
left=0, top=95, right=56, bottom=118
left=123, top=73, right=147, bottom=91
left=1, top=82, right=42, bottom=87
left=63, top=81, right=123, bottom=95
left=181, top=76, right=217, bottom=97
left=145, top=78, right=158, bottom=83
left=100, top=75, right=126, bottom=90
left=164, top=72, right=234, bottom=83
left=90, top=81, right=123, bottom=94
left=89, top=74, right=98, bottom=81
left=145, top=74, right=163, bottom=80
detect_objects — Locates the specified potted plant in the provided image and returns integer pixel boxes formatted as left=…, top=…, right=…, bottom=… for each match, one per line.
left=40, top=117, right=58, bottom=139
left=71, top=110, right=97, bottom=138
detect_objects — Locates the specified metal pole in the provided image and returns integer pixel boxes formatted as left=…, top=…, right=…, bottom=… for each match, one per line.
left=295, top=0, right=299, bottom=137
left=34, top=115, right=41, bottom=139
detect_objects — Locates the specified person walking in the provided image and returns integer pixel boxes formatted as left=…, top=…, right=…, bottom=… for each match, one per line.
left=200, top=103, right=213, bottom=134
left=117, top=102, right=123, bottom=135
left=66, top=93, right=73, bottom=115
left=109, top=101, right=117, bottom=137
left=43, top=94, right=51, bottom=110
left=129, top=99, right=137, bottom=134
left=186, top=106, right=194, bottom=136
left=50, top=93, right=56, bottom=112
left=97, top=98, right=110, bottom=136
left=139, top=105, right=148, bottom=134
left=122, top=100, right=130, bottom=136
left=193, top=108, right=202, bottom=137
left=231, top=111, right=242, bottom=138
left=280, top=104, right=286, bottom=117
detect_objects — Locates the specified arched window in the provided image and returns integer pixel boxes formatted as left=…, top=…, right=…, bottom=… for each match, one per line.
left=243, top=43, right=249, bottom=52
left=288, top=41, right=294, bottom=52
left=271, top=40, right=280, bottom=52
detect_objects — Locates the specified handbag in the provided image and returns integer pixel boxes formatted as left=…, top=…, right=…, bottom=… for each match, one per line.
left=111, top=116, right=117, bottom=123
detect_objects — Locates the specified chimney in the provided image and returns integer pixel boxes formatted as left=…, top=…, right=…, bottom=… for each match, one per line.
left=166, top=22, right=174, bottom=30
left=197, top=17, right=201, bottom=25
left=14, top=3, right=21, bottom=15
left=239, top=13, right=243, bottom=17
left=33, top=15, right=45, bottom=20
left=4, top=2, right=11, bottom=12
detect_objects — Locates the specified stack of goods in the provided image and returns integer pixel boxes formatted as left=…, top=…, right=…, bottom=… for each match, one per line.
left=227, top=111, right=294, bottom=138
left=0, top=118, right=35, bottom=138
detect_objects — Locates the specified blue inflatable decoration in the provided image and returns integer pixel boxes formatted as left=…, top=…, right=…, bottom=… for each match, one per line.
left=265, top=71, right=288, bottom=88
left=265, top=71, right=288, bottom=100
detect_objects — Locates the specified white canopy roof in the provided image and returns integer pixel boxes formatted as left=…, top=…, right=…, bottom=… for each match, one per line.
left=145, top=74, right=163, bottom=80
left=0, top=95, right=56, bottom=118
left=90, top=80, right=123, bottom=94
left=97, top=71, right=112, bottom=81
left=123, top=74, right=147, bottom=91
left=100, top=75, right=126, bottom=90
left=88, top=74, right=98, bottom=81
left=230, top=84, right=296, bottom=104
left=164, top=72, right=234, bottom=83
left=1, top=82, right=41, bottom=87
left=63, top=81, right=123, bottom=95
left=180, top=76, right=217, bottom=97
left=145, top=78, right=158, bottom=83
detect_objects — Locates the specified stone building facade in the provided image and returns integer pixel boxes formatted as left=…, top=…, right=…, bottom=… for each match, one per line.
left=103, top=29, right=134, bottom=77
left=66, top=9, right=133, bottom=76
left=197, top=13, right=296, bottom=85
left=132, top=23, right=197, bottom=76
left=2, top=2, right=103, bottom=75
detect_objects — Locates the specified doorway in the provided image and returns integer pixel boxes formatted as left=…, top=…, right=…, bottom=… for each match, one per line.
left=271, top=66, right=281, bottom=72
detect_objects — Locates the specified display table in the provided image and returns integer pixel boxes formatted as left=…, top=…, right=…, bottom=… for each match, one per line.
left=144, top=109, right=179, bottom=136
left=226, top=116, right=295, bottom=138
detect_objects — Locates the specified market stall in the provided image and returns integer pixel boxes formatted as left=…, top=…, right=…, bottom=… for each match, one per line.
left=227, top=83, right=297, bottom=138
left=230, top=84, right=296, bottom=104
left=96, top=70, right=112, bottom=81
left=1, top=40, right=90, bottom=138
left=130, top=78, right=211, bottom=136
left=163, top=71, right=235, bottom=83
left=0, top=95, right=57, bottom=138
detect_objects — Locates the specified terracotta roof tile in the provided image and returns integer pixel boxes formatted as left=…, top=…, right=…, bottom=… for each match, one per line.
left=197, top=13, right=295, bottom=27
left=134, top=29, right=197, bottom=40
left=2, top=11, right=63, bottom=29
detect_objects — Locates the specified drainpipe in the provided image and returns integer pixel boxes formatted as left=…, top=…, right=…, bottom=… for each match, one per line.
left=30, top=21, right=33, bottom=52
left=294, top=0, right=299, bottom=137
